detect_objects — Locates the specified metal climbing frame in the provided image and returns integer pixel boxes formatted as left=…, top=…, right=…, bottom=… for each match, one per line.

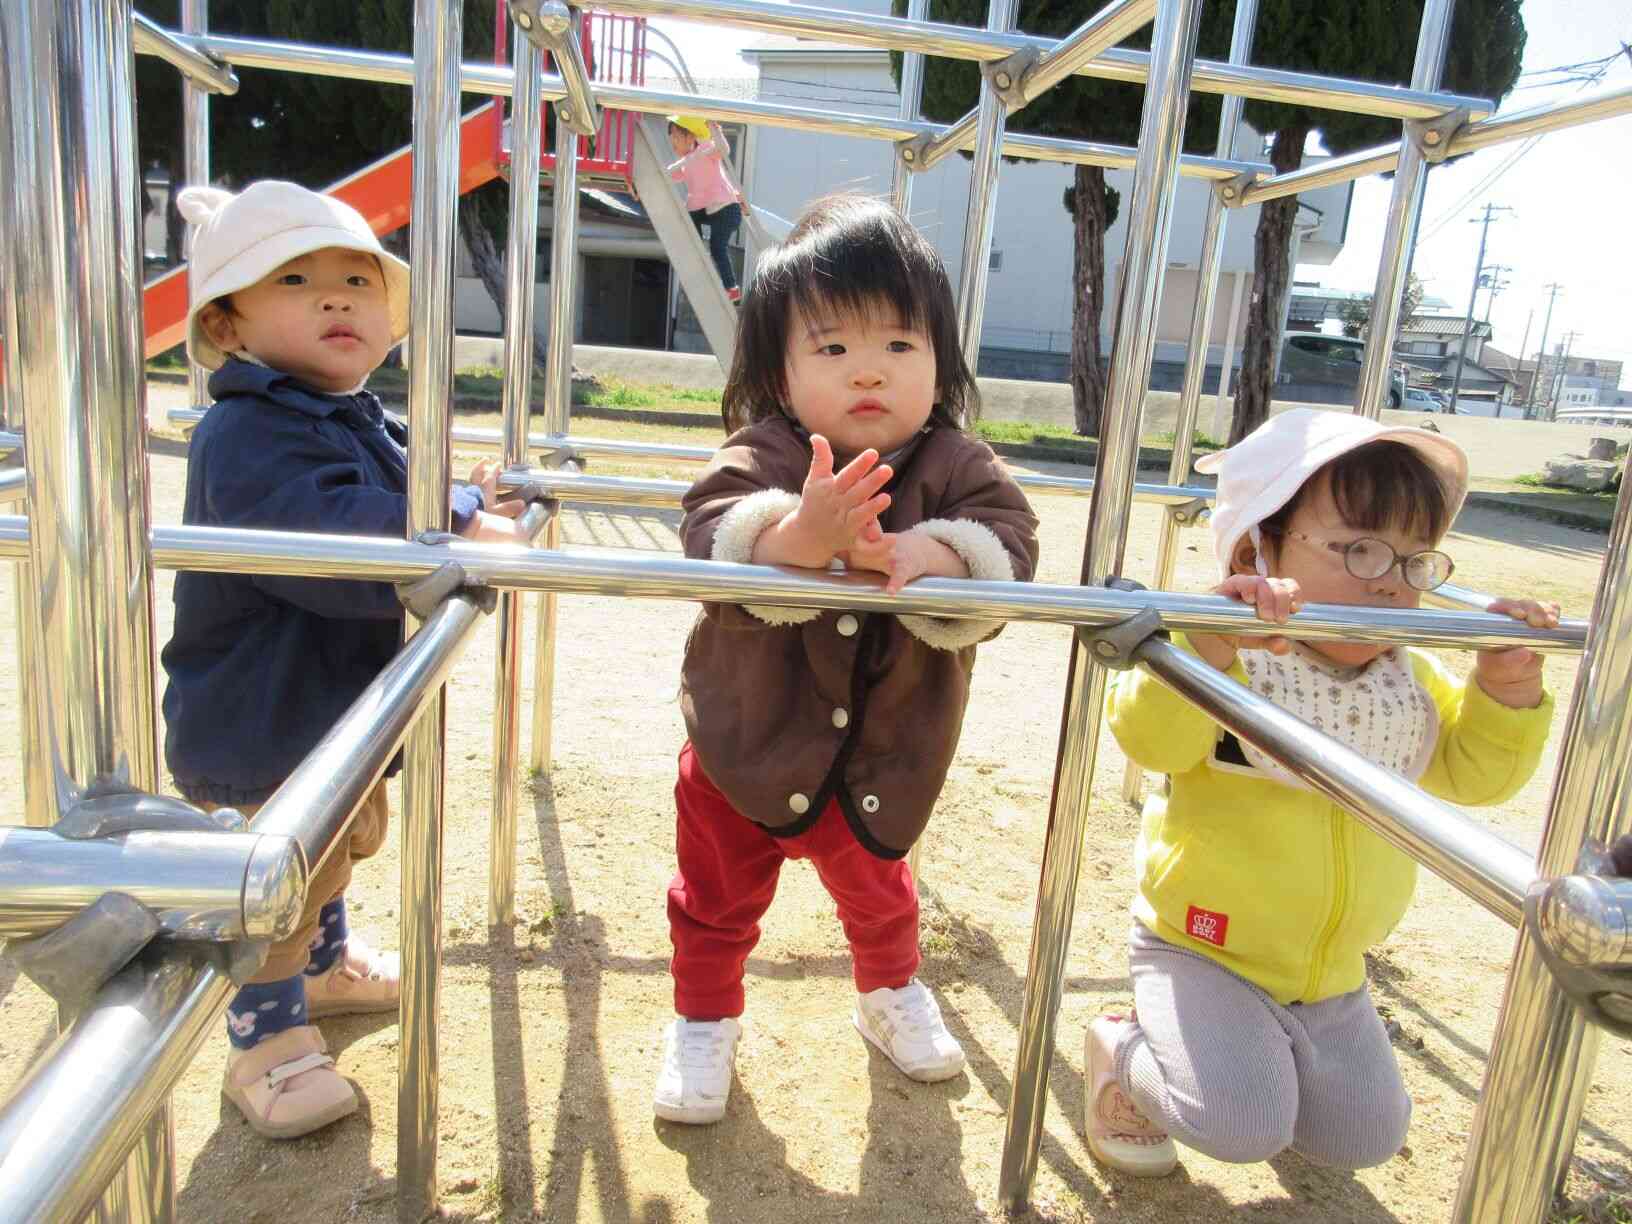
left=2, top=1, right=1632, bottom=1221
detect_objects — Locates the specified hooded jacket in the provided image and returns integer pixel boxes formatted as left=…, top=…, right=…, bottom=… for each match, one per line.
left=679, top=415, right=1039, bottom=857
left=1108, top=633, right=1554, bottom=1004
left=161, top=360, right=484, bottom=804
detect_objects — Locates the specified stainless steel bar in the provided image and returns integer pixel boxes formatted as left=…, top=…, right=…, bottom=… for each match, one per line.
left=1424, top=581, right=1501, bottom=614
left=915, top=0, right=1156, bottom=171
left=400, top=0, right=463, bottom=1213
left=0, top=826, right=305, bottom=941
left=955, top=0, right=1017, bottom=364
left=159, top=33, right=1273, bottom=181
left=131, top=12, right=237, bottom=95
left=0, top=952, right=230, bottom=1224
left=890, top=0, right=929, bottom=213
left=251, top=591, right=492, bottom=882
left=2, top=0, right=173, bottom=1216
left=0, top=515, right=1588, bottom=654
left=584, top=0, right=1494, bottom=120
left=1135, top=637, right=1534, bottom=925
left=1354, top=0, right=1454, bottom=419
left=0, top=431, right=21, bottom=454
left=1452, top=480, right=1632, bottom=1216
left=490, top=25, right=546, bottom=930
left=1240, top=84, right=1632, bottom=211
left=0, top=574, right=489, bottom=1222
left=517, top=1, right=602, bottom=136
left=530, top=104, right=584, bottom=773
left=182, top=0, right=212, bottom=410
left=0, top=468, right=26, bottom=503
left=1122, top=0, right=1258, bottom=807
left=999, top=0, right=1204, bottom=1202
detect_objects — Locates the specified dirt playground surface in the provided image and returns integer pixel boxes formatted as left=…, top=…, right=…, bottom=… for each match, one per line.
left=2, top=391, right=1630, bottom=1222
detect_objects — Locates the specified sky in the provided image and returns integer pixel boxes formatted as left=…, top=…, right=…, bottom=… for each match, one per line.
left=647, top=0, right=1632, bottom=387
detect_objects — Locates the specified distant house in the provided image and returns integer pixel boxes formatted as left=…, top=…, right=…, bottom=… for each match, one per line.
left=1393, top=316, right=1517, bottom=412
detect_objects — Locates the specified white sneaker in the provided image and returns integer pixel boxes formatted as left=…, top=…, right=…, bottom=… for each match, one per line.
left=1083, top=1014, right=1177, bottom=1177
left=653, top=1018, right=741, bottom=1124
left=854, top=979, right=966, bottom=1082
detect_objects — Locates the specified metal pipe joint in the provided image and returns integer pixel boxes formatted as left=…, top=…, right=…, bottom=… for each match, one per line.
left=1080, top=578, right=1165, bottom=669
left=1406, top=105, right=1471, bottom=163
left=985, top=46, right=1040, bottom=109
left=511, top=0, right=601, bottom=135
left=1529, top=862, right=1632, bottom=1038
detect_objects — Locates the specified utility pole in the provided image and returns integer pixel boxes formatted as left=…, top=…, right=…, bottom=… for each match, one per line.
left=1547, top=330, right=1581, bottom=420
left=1448, top=204, right=1514, bottom=415
left=1481, top=263, right=1512, bottom=322
left=1501, top=306, right=1533, bottom=420
left=1527, top=281, right=1564, bottom=417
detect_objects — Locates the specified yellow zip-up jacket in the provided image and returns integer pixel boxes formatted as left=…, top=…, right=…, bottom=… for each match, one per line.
left=1107, top=634, right=1554, bottom=1005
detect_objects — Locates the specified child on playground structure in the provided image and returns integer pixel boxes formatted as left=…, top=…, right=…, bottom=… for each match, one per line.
left=666, top=113, right=746, bottom=302
left=1096, top=407, right=1559, bottom=1177
left=654, top=193, right=1040, bottom=1124
left=160, top=180, right=525, bottom=1140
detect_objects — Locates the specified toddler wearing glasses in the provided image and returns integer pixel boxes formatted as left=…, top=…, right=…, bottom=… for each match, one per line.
left=1091, top=408, right=1559, bottom=1178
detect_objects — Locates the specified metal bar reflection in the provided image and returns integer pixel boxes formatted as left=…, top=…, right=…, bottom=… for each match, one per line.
left=182, top=0, right=213, bottom=411
left=153, top=32, right=1272, bottom=181
left=953, top=0, right=1017, bottom=363
left=531, top=105, right=585, bottom=773
left=1354, top=0, right=1454, bottom=419
left=1122, top=0, right=1257, bottom=807
left=490, top=19, right=546, bottom=929
left=0, top=515, right=1589, bottom=655
left=999, top=0, right=1205, bottom=1201
left=1452, top=476, right=1632, bottom=1218
left=400, top=0, right=463, bottom=1213
left=131, top=11, right=237, bottom=95
left=889, top=0, right=928, bottom=213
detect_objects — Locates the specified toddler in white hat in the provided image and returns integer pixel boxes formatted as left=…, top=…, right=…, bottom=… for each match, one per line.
left=159, top=180, right=525, bottom=1140
left=1088, top=408, right=1560, bottom=1179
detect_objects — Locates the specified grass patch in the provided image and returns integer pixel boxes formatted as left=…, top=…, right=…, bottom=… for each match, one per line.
left=974, top=420, right=1092, bottom=450
left=1148, top=428, right=1225, bottom=452
left=580, top=375, right=722, bottom=412
left=1551, top=1192, right=1632, bottom=1224
left=1511, top=472, right=1619, bottom=498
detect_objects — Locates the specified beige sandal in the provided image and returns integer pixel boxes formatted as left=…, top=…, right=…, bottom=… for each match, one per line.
left=222, top=1025, right=357, bottom=1139
left=305, top=933, right=400, bottom=1019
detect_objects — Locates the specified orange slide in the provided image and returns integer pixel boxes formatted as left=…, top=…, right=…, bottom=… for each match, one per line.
left=141, top=103, right=505, bottom=359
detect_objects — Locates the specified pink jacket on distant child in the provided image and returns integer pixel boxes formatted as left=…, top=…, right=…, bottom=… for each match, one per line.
left=669, top=139, right=738, bottom=214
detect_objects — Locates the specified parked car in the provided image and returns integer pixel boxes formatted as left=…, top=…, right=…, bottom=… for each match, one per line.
left=1401, top=386, right=1441, bottom=412
left=1277, top=333, right=1409, bottom=407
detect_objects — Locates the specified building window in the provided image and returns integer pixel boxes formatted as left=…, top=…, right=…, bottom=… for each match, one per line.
left=989, top=250, right=1003, bottom=272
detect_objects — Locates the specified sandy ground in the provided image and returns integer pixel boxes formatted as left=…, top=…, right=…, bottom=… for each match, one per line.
left=1, top=388, right=1630, bottom=1222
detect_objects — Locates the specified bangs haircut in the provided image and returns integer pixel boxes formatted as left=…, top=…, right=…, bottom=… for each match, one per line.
left=721, top=193, right=978, bottom=434
left=1260, top=439, right=1454, bottom=549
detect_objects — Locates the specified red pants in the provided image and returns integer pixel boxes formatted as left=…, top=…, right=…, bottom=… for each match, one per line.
left=668, top=743, right=921, bottom=1020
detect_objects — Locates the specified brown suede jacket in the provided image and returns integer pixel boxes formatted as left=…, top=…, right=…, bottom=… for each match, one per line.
left=679, top=415, right=1039, bottom=858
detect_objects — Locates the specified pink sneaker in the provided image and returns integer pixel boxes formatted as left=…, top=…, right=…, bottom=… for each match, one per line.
left=304, top=934, right=400, bottom=1019
left=1083, top=1014, right=1177, bottom=1177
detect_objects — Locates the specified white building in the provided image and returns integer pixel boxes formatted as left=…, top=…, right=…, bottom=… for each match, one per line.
left=740, top=2, right=1354, bottom=382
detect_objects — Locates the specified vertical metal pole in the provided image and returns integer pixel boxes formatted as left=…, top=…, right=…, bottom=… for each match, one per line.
left=955, top=0, right=1018, bottom=366
left=1526, top=283, right=1561, bottom=417
left=399, top=0, right=462, bottom=1217
left=1212, top=269, right=1246, bottom=440
left=489, top=19, right=544, bottom=928
left=1354, top=0, right=1455, bottom=419
left=997, top=0, right=1204, bottom=1206
left=0, top=0, right=171, bottom=1219
left=1452, top=457, right=1632, bottom=1222
left=890, top=0, right=929, bottom=216
left=182, top=0, right=210, bottom=409
left=529, top=107, right=582, bottom=772
left=1122, top=0, right=1259, bottom=805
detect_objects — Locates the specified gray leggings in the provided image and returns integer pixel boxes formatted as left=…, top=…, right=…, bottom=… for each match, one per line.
left=1116, top=924, right=1411, bottom=1168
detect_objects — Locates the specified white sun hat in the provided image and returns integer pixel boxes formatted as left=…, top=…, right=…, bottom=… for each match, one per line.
left=1195, top=407, right=1470, bottom=581
left=178, top=181, right=410, bottom=370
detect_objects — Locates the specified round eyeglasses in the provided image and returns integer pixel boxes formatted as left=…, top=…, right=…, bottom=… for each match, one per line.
left=1276, top=528, right=1455, bottom=592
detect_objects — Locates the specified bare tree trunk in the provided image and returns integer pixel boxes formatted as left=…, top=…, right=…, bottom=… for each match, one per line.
left=459, top=197, right=558, bottom=374
left=1067, top=164, right=1112, bottom=437
left=1230, top=122, right=1310, bottom=445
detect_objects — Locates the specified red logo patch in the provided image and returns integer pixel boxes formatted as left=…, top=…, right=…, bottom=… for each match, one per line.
left=1186, top=905, right=1229, bottom=947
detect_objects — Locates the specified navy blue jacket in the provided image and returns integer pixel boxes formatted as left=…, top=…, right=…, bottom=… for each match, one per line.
left=161, top=360, right=484, bottom=804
